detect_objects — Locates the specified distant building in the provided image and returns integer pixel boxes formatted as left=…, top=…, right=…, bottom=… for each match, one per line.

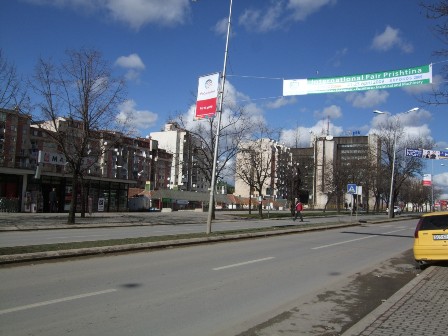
left=234, top=138, right=292, bottom=200
left=235, top=134, right=380, bottom=210
left=151, top=122, right=209, bottom=192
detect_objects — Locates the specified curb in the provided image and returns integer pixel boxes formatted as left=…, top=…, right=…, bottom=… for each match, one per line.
left=341, top=266, right=434, bottom=336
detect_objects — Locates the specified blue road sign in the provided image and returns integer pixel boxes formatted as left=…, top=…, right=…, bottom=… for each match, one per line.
left=347, top=184, right=357, bottom=194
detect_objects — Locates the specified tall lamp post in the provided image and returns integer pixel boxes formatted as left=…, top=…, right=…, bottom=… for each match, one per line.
left=194, top=0, right=233, bottom=234
left=373, top=107, right=419, bottom=218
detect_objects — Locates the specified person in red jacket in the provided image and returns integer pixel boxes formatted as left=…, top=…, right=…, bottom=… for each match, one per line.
left=294, top=200, right=303, bottom=222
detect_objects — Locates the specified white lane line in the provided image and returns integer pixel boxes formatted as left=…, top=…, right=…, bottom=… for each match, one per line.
left=213, top=257, right=275, bottom=271
left=0, top=289, right=117, bottom=315
left=312, top=228, right=408, bottom=250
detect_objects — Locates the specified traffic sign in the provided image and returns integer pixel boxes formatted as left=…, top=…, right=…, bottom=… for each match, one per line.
left=347, top=184, right=357, bottom=194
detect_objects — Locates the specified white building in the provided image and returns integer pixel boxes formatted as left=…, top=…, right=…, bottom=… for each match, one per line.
left=150, top=123, right=209, bottom=192
left=234, top=138, right=292, bottom=199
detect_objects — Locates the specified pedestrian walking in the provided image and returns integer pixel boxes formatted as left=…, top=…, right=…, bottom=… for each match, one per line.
left=293, top=200, right=303, bottom=222
left=49, top=188, right=57, bottom=213
left=290, top=202, right=295, bottom=217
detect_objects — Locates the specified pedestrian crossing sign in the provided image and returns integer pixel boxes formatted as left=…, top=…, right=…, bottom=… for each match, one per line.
left=347, top=184, right=357, bottom=194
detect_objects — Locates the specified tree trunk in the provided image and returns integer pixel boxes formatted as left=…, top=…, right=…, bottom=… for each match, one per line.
left=68, top=172, right=78, bottom=224
left=80, top=177, right=86, bottom=218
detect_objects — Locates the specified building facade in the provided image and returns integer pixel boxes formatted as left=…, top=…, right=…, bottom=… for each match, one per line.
left=150, top=122, right=209, bottom=192
left=234, top=138, right=292, bottom=200
left=235, top=134, right=380, bottom=210
left=0, top=108, right=173, bottom=213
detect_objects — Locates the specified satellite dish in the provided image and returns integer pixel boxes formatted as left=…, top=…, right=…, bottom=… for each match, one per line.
left=326, top=135, right=333, bottom=140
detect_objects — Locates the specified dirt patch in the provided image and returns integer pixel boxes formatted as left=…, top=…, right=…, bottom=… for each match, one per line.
left=237, top=249, right=419, bottom=336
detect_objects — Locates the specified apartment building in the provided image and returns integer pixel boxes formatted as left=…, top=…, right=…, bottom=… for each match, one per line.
left=234, top=138, right=292, bottom=200
left=150, top=122, right=209, bottom=192
left=0, top=108, right=173, bottom=212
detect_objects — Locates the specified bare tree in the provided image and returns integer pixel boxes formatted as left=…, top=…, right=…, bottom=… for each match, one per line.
left=0, top=49, right=29, bottom=110
left=30, top=48, right=127, bottom=224
left=176, top=103, right=256, bottom=218
left=235, top=135, right=277, bottom=217
left=375, top=118, right=433, bottom=215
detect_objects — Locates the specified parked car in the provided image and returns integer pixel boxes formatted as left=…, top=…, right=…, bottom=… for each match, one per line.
left=386, top=206, right=402, bottom=215
left=413, top=211, right=448, bottom=269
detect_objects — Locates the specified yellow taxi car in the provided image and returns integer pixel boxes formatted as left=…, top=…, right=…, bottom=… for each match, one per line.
left=413, top=211, right=448, bottom=268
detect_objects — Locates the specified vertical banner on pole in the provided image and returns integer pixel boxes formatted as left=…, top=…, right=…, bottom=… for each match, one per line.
left=423, top=174, right=432, bottom=186
left=195, top=72, right=220, bottom=120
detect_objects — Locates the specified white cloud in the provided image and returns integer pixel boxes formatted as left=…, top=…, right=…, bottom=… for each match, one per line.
left=213, top=17, right=229, bottom=36
left=117, top=100, right=158, bottom=133
left=434, top=172, right=448, bottom=197
left=265, top=96, right=297, bottom=109
left=239, top=2, right=283, bottom=32
left=280, top=120, right=344, bottom=148
left=238, top=0, right=334, bottom=33
left=287, top=0, right=336, bottom=21
left=370, top=108, right=433, bottom=140
left=313, top=105, right=342, bottom=120
left=115, top=53, right=145, bottom=70
left=345, top=90, right=389, bottom=108
left=115, top=53, right=146, bottom=81
left=402, top=74, right=443, bottom=95
left=26, top=0, right=190, bottom=30
left=371, top=25, right=414, bottom=53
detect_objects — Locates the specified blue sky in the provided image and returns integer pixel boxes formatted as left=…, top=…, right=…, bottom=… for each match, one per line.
left=1, top=0, right=447, bottom=197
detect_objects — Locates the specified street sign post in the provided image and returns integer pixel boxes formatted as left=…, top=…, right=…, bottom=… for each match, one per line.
left=347, top=184, right=357, bottom=194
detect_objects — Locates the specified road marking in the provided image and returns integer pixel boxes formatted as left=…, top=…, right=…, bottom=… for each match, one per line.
left=312, top=228, right=408, bottom=250
left=213, top=257, right=275, bottom=271
left=0, top=289, right=117, bottom=315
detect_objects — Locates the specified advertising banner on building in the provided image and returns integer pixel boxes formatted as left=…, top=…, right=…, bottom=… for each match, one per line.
left=38, top=150, right=96, bottom=167
left=405, top=148, right=448, bottom=160
left=423, top=174, right=432, bottom=186
left=38, top=150, right=66, bottom=166
left=283, top=64, right=432, bottom=96
left=195, top=72, right=220, bottom=120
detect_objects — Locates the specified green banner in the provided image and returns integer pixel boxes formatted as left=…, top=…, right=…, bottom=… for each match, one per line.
left=283, top=64, right=432, bottom=96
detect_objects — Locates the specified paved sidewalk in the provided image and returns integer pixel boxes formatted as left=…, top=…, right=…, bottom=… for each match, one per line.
left=342, top=265, right=448, bottom=336
left=0, top=210, right=249, bottom=230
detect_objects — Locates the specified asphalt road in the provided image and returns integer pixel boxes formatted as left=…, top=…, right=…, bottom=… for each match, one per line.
left=0, top=219, right=417, bottom=336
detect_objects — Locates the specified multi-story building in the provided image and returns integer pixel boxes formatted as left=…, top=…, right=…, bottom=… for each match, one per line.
left=314, top=134, right=380, bottom=210
left=0, top=108, right=32, bottom=210
left=236, top=134, right=381, bottom=210
left=150, top=122, right=209, bottom=192
left=0, top=108, right=173, bottom=213
left=234, top=138, right=292, bottom=200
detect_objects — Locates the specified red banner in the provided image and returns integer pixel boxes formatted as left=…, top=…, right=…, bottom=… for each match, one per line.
left=195, top=73, right=220, bottom=120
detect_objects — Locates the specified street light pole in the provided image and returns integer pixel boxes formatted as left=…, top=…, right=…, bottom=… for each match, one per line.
left=388, top=130, right=397, bottom=218
left=205, top=0, right=233, bottom=234
left=373, top=107, right=419, bottom=218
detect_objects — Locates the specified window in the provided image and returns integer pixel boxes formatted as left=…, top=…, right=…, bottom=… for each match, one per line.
left=420, top=215, right=448, bottom=230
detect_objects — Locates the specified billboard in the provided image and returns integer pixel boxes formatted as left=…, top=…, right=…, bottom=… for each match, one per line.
left=283, top=64, right=432, bottom=96
left=405, top=148, right=448, bottom=160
